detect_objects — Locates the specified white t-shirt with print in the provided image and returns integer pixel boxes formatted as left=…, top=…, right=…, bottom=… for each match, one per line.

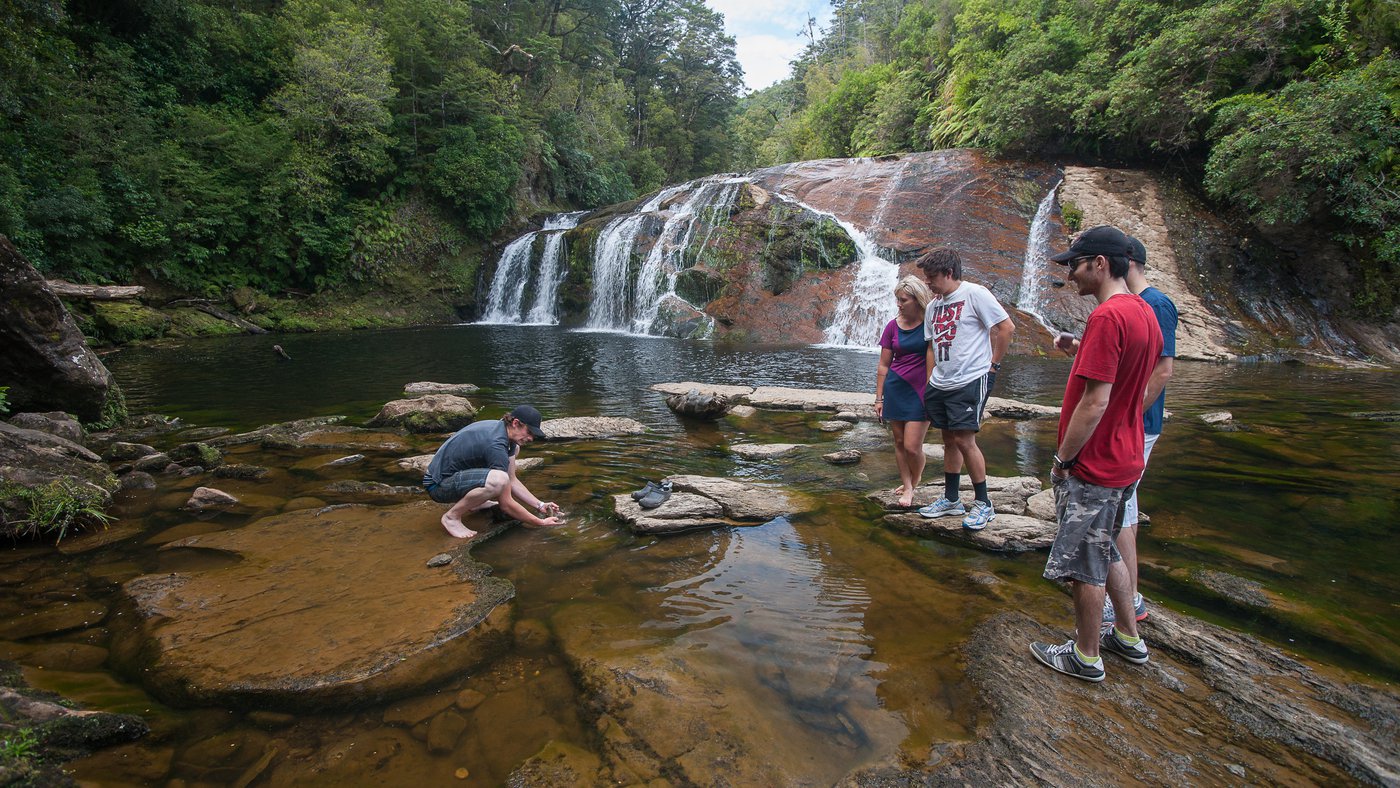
left=924, top=281, right=1010, bottom=390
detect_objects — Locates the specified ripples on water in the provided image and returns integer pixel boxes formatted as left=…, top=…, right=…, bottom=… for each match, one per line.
left=32, top=325, right=1400, bottom=783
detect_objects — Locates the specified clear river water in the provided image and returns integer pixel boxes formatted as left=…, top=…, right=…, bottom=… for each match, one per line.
left=3, top=324, right=1396, bottom=785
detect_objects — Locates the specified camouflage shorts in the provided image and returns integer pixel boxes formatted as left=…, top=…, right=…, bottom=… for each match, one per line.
left=1042, top=475, right=1136, bottom=586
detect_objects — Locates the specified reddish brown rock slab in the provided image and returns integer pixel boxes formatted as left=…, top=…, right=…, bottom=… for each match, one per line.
left=850, top=609, right=1398, bottom=786
left=109, top=501, right=514, bottom=711
left=884, top=512, right=1056, bottom=552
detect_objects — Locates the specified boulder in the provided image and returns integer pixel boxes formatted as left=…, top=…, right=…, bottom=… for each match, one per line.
left=396, top=454, right=434, bottom=475
left=103, top=442, right=157, bottom=462
left=168, top=441, right=223, bottom=468
left=612, top=476, right=811, bottom=534
left=730, top=443, right=804, bottom=459
left=184, top=487, right=238, bottom=512
left=612, top=493, right=728, bottom=535
left=132, top=453, right=172, bottom=473
left=6, top=411, right=84, bottom=444
left=0, top=235, right=117, bottom=422
left=664, top=388, right=733, bottom=420
left=883, top=512, right=1057, bottom=552
left=403, top=382, right=479, bottom=396
left=540, top=417, right=646, bottom=441
left=728, top=405, right=757, bottom=418
left=118, top=471, right=157, bottom=491
left=0, top=421, right=117, bottom=530
left=816, top=420, right=852, bottom=432
left=1200, top=411, right=1234, bottom=425
left=922, top=443, right=946, bottom=462
left=108, top=501, right=514, bottom=711
left=1025, top=488, right=1056, bottom=521
left=206, top=416, right=347, bottom=448
left=367, top=395, right=477, bottom=434
left=983, top=397, right=1060, bottom=420
left=652, top=294, right=714, bottom=338
left=667, top=475, right=810, bottom=520
left=259, top=425, right=410, bottom=454
left=823, top=449, right=861, bottom=465
left=212, top=464, right=269, bottom=480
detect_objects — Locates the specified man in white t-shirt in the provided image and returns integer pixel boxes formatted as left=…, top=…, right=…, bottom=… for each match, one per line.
left=915, top=248, right=1015, bottom=530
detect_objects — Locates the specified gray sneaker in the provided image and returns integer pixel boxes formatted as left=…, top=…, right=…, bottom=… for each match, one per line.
left=961, top=500, right=995, bottom=530
left=1102, top=592, right=1148, bottom=624
left=1030, top=639, right=1105, bottom=682
left=918, top=498, right=966, bottom=519
left=1099, top=627, right=1149, bottom=664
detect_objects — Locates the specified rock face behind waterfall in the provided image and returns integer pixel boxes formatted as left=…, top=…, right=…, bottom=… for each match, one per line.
left=538, top=150, right=1394, bottom=362
left=0, top=235, right=117, bottom=421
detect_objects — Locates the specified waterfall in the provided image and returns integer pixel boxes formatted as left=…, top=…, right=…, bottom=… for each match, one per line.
left=632, top=177, right=746, bottom=333
left=477, top=232, right=538, bottom=324
left=1015, top=180, right=1063, bottom=333
left=586, top=178, right=743, bottom=334
left=523, top=211, right=587, bottom=325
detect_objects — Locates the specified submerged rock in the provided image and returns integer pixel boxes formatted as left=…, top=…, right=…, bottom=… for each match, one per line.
left=368, top=394, right=477, bottom=434
left=0, top=664, right=149, bottom=784
left=184, top=486, right=238, bottom=511
left=540, top=417, right=646, bottom=441
left=850, top=608, right=1399, bottom=785
left=109, top=501, right=514, bottom=711
left=730, top=442, right=805, bottom=459
left=823, top=449, right=861, bottom=465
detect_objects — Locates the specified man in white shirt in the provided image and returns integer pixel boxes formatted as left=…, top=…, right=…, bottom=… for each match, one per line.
left=915, top=248, right=1015, bottom=530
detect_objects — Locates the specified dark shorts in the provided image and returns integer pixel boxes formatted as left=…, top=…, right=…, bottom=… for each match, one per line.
left=924, top=374, right=990, bottom=431
left=425, top=467, right=494, bottom=504
left=1042, top=475, right=1136, bottom=586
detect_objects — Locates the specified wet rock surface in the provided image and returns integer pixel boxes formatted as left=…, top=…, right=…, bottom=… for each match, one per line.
left=650, top=382, right=755, bottom=400
left=109, top=501, right=515, bottom=711
left=6, top=411, right=85, bottom=443
left=367, top=394, right=478, bottom=433
left=403, top=381, right=479, bottom=396
left=539, top=416, right=646, bottom=440
left=849, top=608, right=1399, bottom=786
left=884, top=512, right=1057, bottom=552
left=730, top=442, right=805, bottom=459
left=823, top=449, right=861, bottom=465
left=664, top=388, right=733, bottom=420
left=0, top=421, right=118, bottom=526
left=983, top=396, right=1060, bottom=420
left=867, top=475, right=1044, bottom=517
left=612, top=476, right=810, bottom=534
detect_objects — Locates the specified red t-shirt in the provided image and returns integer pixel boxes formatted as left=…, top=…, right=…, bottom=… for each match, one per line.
left=1058, top=293, right=1164, bottom=487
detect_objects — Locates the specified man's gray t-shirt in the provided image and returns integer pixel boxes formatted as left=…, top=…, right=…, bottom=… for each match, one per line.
left=424, top=420, right=516, bottom=487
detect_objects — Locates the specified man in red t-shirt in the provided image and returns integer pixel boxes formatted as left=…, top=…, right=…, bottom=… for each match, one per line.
left=1030, top=226, right=1163, bottom=683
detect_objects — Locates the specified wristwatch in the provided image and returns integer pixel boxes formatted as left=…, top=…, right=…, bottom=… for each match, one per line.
left=1052, top=454, right=1077, bottom=471
left=990, top=361, right=1002, bottom=371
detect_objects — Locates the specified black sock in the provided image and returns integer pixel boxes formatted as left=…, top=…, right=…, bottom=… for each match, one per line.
left=973, top=480, right=990, bottom=505
left=944, top=473, right=959, bottom=502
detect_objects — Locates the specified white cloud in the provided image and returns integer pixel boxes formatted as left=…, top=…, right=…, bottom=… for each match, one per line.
left=734, top=32, right=806, bottom=92
left=708, top=0, right=832, bottom=92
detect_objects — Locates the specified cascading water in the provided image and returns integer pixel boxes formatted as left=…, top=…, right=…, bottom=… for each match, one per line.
left=1015, top=181, right=1063, bottom=333
left=524, top=211, right=587, bottom=324
left=477, top=232, right=538, bottom=324
left=585, top=184, right=689, bottom=331
left=631, top=176, right=746, bottom=334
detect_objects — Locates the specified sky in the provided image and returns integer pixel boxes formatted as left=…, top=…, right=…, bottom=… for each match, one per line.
left=707, top=0, right=834, bottom=93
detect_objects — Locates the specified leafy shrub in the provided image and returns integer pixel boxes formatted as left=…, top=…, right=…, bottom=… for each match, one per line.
left=0, top=386, right=9, bottom=415
left=1060, top=200, right=1084, bottom=232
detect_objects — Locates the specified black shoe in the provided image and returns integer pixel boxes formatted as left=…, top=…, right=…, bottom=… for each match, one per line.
left=631, top=481, right=659, bottom=501
left=638, top=481, right=672, bottom=509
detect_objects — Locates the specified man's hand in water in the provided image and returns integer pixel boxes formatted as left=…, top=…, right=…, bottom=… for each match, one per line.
left=539, top=501, right=561, bottom=515
left=531, top=514, right=565, bottom=527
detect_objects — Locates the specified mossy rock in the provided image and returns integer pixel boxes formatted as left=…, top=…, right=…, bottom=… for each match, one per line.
left=169, top=442, right=223, bottom=469
left=91, top=302, right=169, bottom=344
left=674, top=268, right=727, bottom=306
left=167, top=308, right=242, bottom=338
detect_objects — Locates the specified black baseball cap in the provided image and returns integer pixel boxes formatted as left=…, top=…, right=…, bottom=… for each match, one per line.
left=1127, top=236, right=1147, bottom=265
left=1050, top=225, right=1134, bottom=264
left=508, top=405, right=546, bottom=438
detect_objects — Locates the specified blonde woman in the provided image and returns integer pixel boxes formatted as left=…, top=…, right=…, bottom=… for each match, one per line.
left=876, top=275, right=933, bottom=507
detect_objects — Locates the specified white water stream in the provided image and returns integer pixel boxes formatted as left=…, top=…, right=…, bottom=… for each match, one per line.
left=1014, top=181, right=1063, bottom=333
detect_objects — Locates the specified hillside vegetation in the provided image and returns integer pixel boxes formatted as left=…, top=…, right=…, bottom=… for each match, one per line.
left=1, top=0, right=1394, bottom=319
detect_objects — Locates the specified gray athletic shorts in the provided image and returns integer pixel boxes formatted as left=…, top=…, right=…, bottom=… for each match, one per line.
left=425, top=467, right=494, bottom=504
left=1042, top=475, right=1136, bottom=586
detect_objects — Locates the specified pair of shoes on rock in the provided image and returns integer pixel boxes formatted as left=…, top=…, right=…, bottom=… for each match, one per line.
left=632, top=480, right=672, bottom=509
left=1102, top=592, right=1148, bottom=624
left=1031, top=630, right=1150, bottom=683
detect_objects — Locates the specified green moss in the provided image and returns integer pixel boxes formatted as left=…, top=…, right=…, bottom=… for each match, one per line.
left=167, top=308, right=242, bottom=338
left=90, top=302, right=170, bottom=344
left=88, top=385, right=127, bottom=431
left=1060, top=200, right=1084, bottom=232
left=0, top=479, right=113, bottom=543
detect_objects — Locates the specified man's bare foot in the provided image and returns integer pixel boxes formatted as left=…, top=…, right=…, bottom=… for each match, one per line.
left=441, top=513, right=477, bottom=539
left=897, top=492, right=915, bottom=508
left=891, top=484, right=906, bottom=495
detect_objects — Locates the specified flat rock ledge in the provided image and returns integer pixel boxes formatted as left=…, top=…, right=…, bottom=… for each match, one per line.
left=540, top=416, right=646, bottom=441
left=850, top=608, right=1400, bottom=786
left=866, top=475, right=1044, bottom=517
left=403, top=381, right=479, bottom=396
left=651, top=382, right=1056, bottom=422
left=884, top=512, right=1057, bottom=552
left=730, top=442, right=805, bottom=459
left=396, top=454, right=543, bottom=476
left=612, top=475, right=810, bottom=535
left=109, top=501, right=514, bottom=711
left=367, top=394, right=477, bottom=434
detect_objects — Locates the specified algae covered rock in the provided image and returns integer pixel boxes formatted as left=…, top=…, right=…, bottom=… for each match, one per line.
left=368, top=395, right=477, bottom=434
left=664, top=388, right=732, bottom=420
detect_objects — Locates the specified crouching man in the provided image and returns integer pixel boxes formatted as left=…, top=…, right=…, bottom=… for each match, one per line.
left=423, top=405, right=564, bottom=538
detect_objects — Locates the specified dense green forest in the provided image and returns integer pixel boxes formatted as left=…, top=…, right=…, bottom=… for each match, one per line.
left=1, top=0, right=742, bottom=295
left=735, top=0, right=1398, bottom=316
left=1, top=0, right=1395, bottom=317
